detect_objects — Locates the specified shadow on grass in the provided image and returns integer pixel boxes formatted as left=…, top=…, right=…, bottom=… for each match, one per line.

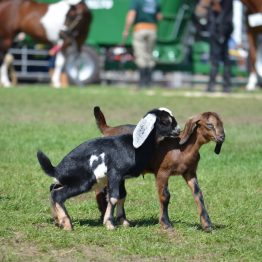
left=46, top=217, right=227, bottom=231
left=172, top=220, right=227, bottom=231
left=78, top=218, right=103, bottom=227
left=129, top=217, right=159, bottom=227
left=77, top=217, right=159, bottom=228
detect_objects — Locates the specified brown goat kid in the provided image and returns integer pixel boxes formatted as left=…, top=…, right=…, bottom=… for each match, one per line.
left=94, top=107, right=225, bottom=231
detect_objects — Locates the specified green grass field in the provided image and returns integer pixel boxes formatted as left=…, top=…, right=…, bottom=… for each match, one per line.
left=0, top=85, right=262, bottom=261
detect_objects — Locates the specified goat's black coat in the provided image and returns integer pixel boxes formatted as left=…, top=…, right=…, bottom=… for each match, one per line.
left=38, top=134, right=153, bottom=187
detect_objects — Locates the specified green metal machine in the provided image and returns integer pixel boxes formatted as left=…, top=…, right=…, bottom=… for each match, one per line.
left=85, top=0, right=196, bottom=72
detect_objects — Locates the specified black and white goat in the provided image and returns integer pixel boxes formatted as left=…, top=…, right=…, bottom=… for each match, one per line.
left=37, top=108, right=180, bottom=230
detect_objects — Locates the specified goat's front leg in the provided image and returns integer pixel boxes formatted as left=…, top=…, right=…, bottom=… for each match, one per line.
left=116, top=180, right=130, bottom=227
left=103, top=199, right=117, bottom=230
left=103, top=175, right=120, bottom=230
left=184, top=174, right=212, bottom=232
left=156, top=172, right=172, bottom=229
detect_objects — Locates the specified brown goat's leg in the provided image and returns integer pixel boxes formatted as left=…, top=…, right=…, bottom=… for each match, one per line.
left=156, top=174, right=172, bottom=229
left=184, top=175, right=212, bottom=232
left=95, top=188, right=108, bottom=221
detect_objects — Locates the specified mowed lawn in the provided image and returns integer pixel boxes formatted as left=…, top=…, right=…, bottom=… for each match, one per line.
left=0, top=85, right=261, bottom=261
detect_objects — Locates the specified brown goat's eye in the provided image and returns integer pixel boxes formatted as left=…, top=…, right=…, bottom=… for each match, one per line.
left=206, top=123, right=214, bottom=130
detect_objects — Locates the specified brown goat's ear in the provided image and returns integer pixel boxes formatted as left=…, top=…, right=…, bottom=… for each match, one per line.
left=214, top=143, right=222, bottom=154
left=179, top=116, right=201, bottom=145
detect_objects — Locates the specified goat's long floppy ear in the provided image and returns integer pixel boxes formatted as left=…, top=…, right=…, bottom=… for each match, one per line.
left=133, top=113, right=156, bottom=148
left=214, top=143, right=222, bottom=154
left=179, top=115, right=201, bottom=145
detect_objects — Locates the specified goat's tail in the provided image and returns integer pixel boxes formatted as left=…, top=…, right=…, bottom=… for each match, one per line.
left=37, top=151, right=56, bottom=177
left=94, top=106, right=109, bottom=133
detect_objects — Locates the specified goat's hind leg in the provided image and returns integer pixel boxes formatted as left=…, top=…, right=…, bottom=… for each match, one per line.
left=49, top=183, right=62, bottom=226
left=50, top=186, right=73, bottom=230
left=50, top=179, right=96, bottom=230
left=116, top=181, right=130, bottom=227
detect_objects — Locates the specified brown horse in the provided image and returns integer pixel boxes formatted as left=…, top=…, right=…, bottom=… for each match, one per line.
left=0, top=0, right=92, bottom=87
left=195, top=0, right=262, bottom=90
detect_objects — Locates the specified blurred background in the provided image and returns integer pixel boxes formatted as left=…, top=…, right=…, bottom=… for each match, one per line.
left=4, top=0, right=256, bottom=88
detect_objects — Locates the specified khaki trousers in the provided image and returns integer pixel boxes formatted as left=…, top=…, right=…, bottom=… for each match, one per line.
left=132, top=29, right=157, bottom=69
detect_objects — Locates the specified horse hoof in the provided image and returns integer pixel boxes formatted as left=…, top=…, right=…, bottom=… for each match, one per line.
left=53, top=84, right=61, bottom=89
left=2, top=82, right=11, bottom=88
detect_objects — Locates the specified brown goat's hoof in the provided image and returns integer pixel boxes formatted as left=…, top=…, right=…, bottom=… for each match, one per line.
left=160, top=223, right=173, bottom=231
left=203, top=226, right=213, bottom=233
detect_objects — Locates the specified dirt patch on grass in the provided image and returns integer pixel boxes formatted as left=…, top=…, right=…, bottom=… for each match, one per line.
left=0, top=236, right=114, bottom=262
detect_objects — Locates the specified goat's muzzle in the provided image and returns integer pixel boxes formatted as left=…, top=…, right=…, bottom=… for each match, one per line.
left=171, top=125, right=181, bottom=137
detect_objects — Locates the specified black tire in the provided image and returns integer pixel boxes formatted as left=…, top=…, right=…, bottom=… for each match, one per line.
left=65, top=46, right=100, bottom=85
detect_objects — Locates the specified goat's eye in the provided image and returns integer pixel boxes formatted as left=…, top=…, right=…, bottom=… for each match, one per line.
left=206, top=123, right=214, bottom=129
left=161, top=120, right=170, bottom=126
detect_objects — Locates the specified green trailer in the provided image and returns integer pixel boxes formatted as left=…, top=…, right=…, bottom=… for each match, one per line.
left=76, top=0, right=197, bottom=82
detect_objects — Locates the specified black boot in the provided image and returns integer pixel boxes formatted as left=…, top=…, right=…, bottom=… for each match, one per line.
left=206, top=81, right=215, bottom=92
left=222, top=65, right=231, bottom=93
left=144, top=67, right=153, bottom=87
left=139, top=68, right=146, bottom=87
left=206, top=63, right=218, bottom=92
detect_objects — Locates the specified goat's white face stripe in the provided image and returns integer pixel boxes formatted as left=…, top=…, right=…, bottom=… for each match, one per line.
left=40, top=2, right=70, bottom=43
left=158, top=107, right=173, bottom=116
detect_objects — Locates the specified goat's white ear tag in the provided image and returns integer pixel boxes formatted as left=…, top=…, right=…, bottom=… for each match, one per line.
left=133, top=113, right=156, bottom=148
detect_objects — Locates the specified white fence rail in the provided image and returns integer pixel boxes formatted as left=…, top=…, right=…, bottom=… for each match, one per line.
left=9, top=47, right=50, bottom=82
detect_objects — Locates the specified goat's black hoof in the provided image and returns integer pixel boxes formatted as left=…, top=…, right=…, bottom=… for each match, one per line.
left=104, top=220, right=116, bottom=230
left=117, top=217, right=130, bottom=227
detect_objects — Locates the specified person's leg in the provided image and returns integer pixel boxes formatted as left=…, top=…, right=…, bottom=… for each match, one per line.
left=207, top=38, right=220, bottom=92
left=222, top=39, right=232, bottom=92
left=144, top=30, right=157, bottom=87
left=133, top=31, right=147, bottom=87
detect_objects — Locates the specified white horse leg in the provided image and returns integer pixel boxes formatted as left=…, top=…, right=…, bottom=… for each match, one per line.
left=0, top=55, right=12, bottom=88
left=255, top=38, right=262, bottom=81
left=246, top=72, right=257, bottom=91
left=51, top=51, right=65, bottom=88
